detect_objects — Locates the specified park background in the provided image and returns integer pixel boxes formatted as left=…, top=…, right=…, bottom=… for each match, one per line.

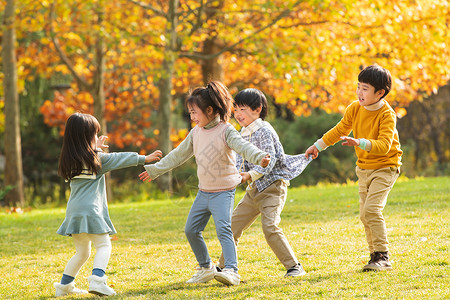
left=1, top=0, right=448, bottom=208
left=0, top=1, right=449, bottom=299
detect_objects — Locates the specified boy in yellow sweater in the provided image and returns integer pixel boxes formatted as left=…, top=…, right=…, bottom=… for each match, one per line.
left=305, top=65, right=402, bottom=271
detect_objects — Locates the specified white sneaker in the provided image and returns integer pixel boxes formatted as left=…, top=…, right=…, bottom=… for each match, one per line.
left=88, top=275, right=116, bottom=296
left=214, top=268, right=240, bottom=286
left=186, top=265, right=216, bottom=283
left=54, top=282, right=88, bottom=297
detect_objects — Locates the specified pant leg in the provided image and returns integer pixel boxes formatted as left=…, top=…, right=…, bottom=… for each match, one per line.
left=184, top=190, right=212, bottom=268
left=63, top=233, right=92, bottom=277
left=364, top=167, right=399, bottom=252
left=90, top=233, right=112, bottom=272
left=258, top=181, right=298, bottom=269
left=218, top=190, right=260, bottom=269
left=209, top=189, right=238, bottom=271
left=356, top=166, right=374, bottom=253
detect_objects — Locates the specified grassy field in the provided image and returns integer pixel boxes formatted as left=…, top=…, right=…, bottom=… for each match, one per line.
left=0, top=176, right=449, bottom=299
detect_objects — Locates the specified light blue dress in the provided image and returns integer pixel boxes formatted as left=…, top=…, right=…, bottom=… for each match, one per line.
left=57, top=152, right=146, bottom=236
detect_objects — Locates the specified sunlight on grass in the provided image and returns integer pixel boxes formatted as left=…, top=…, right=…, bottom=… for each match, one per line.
left=0, top=177, right=449, bottom=299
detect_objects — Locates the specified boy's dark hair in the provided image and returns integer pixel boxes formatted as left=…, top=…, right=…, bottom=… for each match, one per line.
left=358, top=65, right=392, bottom=99
left=185, top=81, right=233, bottom=122
left=234, top=88, right=268, bottom=120
left=58, top=113, right=101, bottom=181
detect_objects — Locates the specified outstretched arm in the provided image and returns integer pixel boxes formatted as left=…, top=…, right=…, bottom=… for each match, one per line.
left=141, top=130, right=194, bottom=182
left=225, top=126, right=268, bottom=167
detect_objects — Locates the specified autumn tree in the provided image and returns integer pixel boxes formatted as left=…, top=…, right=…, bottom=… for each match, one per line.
left=34, top=0, right=449, bottom=192
left=245, top=0, right=450, bottom=116
left=397, top=83, right=450, bottom=174
left=126, top=0, right=305, bottom=190
left=2, top=0, right=25, bottom=207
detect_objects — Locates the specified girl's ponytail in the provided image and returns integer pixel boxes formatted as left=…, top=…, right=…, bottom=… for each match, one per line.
left=205, top=81, right=233, bottom=122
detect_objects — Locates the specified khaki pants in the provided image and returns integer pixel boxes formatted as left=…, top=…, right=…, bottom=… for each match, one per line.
left=219, top=180, right=298, bottom=270
left=356, top=166, right=400, bottom=253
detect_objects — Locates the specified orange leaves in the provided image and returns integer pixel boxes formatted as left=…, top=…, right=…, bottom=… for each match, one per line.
left=395, top=107, right=407, bottom=119
left=15, top=0, right=448, bottom=155
left=4, top=207, right=32, bottom=214
left=40, top=90, right=93, bottom=135
left=170, top=129, right=188, bottom=148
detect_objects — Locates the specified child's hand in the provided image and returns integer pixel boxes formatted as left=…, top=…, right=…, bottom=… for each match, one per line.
left=260, top=154, right=271, bottom=167
left=305, top=145, right=319, bottom=159
left=340, top=136, right=359, bottom=147
left=240, top=172, right=251, bottom=183
left=97, top=135, right=109, bottom=149
left=138, top=171, right=152, bottom=182
left=145, top=150, right=163, bottom=163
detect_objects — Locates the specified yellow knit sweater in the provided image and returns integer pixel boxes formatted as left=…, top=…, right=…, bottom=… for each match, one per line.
left=322, top=100, right=402, bottom=169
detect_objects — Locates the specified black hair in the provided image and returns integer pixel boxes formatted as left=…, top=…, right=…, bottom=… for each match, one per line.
left=58, top=113, right=101, bottom=181
left=358, top=65, right=392, bottom=99
left=234, top=88, right=268, bottom=120
left=185, top=81, right=233, bottom=122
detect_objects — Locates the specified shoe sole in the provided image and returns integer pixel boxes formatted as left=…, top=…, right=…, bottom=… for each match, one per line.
left=186, top=274, right=215, bottom=284
left=362, top=266, right=392, bottom=272
left=285, top=270, right=307, bottom=277
left=214, top=274, right=239, bottom=286
left=186, top=279, right=214, bottom=284
left=89, top=290, right=116, bottom=296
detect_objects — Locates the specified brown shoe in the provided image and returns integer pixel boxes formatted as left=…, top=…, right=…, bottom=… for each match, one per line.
left=363, top=252, right=392, bottom=271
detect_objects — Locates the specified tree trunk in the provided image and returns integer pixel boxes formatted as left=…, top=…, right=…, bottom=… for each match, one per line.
left=157, top=58, right=174, bottom=192
left=156, top=0, right=179, bottom=192
left=201, top=1, right=225, bottom=84
left=201, top=37, right=224, bottom=83
left=2, top=0, right=25, bottom=207
left=92, top=7, right=113, bottom=201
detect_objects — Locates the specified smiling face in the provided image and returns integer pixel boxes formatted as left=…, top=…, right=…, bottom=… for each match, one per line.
left=188, top=103, right=214, bottom=128
left=356, top=82, right=385, bottom=106
left=234, top=105, right=262, bottom=127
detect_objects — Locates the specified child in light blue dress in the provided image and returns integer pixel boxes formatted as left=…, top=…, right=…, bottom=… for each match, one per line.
left=54, top=112, right=162, bottom=297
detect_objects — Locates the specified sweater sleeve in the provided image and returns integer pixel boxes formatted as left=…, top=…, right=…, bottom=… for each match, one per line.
left=225, top=126, right=267, bottom=166
left=99, top=152, right=145, bottom=175
left=322, top=103, right=354, bottom=147
left=144, top=130, right=194, bottom=180
left=367, top=110, right=397, bottom=155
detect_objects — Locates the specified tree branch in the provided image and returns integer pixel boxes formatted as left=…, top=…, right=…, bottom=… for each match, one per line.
left=48, top=1, right=89, bottom=89
left=179, top=0, right=303, bottom=60
left=127, top=0, right=166, bottom=17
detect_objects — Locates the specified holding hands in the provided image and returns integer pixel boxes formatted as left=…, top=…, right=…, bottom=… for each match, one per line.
left=305, top=145, right=319, bottom=159
left=139, top=150, right=163, bottom=183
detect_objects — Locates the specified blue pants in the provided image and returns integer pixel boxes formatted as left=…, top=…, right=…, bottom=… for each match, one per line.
left=185, top=189, right=238, bottom=271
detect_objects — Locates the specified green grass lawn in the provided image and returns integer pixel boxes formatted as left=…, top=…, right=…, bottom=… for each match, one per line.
left=0, top=176, right=449, bottom=299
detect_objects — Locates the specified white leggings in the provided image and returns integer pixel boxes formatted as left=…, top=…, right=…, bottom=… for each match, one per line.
left=63, top=233, right=112, bottom=277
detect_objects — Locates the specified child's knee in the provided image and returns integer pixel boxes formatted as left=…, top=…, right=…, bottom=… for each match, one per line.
left=184, top=225, right=197, bottom=238
left=262, top=222, right=281, bottom=237
left=215, top=224, right=232, bottom=240
left=76, top=248, right=91, bottom=262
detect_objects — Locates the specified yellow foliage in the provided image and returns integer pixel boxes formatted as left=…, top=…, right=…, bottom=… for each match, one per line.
left=12, top=0, right=448, bottom=149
